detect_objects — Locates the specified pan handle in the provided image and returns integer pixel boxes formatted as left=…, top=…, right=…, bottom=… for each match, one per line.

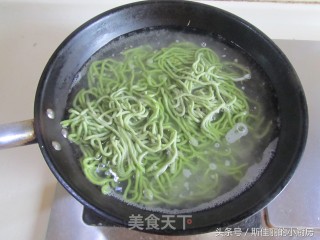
left=0, top=120, right=36, bottom=150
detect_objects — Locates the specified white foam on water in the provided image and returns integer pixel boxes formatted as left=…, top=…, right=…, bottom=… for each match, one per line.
left=104, top=138, right=278, bottom=214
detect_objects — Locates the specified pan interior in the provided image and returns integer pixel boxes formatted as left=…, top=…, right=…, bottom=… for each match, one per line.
left=62, top=27, right=280, bottom=213
left=34, top=1, right=308, bottom=233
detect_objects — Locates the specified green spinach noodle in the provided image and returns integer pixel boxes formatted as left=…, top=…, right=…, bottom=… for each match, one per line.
left=61, top=41, right=270, bottom=208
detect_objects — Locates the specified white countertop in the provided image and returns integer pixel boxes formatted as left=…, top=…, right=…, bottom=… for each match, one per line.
left=0, top=1, right=319, bottom=239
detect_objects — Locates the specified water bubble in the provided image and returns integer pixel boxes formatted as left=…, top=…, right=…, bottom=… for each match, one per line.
left=241, top=86, right=245, bottom=90
left=73, top=72, right=82, bottom=83
left=221, top=54, right=226, bottom=58
left=214, top=142, right=220, bottom=148
left=189, top=137, right=198, bottom=146
left=236, top=123, right=247, bottom=133
left=175, top=39, right=180, bottom=43
left=129, top=63, right=135, bottom=70
left=225, top=123, right=248, bottom=143
left=201, top=42, right=206, bottom=47
left=234, top=58, right=238, bottom=63
left=46, top=109, right=55, bottom=119
left=143, top=189, right=154, bottom=200
left=209, top=163, right=217, bottom=170
left=183, top=169, right=192, bottom=178
left=96, top=163, right=106, bottom=170
left=52, top=141, right=61, bottom=151
left=61, top=128, right=68, bottom=138
left=166, top=149, right=171, bottom=156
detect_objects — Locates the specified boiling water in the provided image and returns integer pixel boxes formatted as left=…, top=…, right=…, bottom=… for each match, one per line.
left=65, top=28, right=279, bottom=213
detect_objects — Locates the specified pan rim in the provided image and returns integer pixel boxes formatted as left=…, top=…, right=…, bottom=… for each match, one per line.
left=34, top=0, right=308, bottom=235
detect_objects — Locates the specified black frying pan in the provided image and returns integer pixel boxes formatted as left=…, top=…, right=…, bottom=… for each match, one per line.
left=0, top=0, right=308, bottom=235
